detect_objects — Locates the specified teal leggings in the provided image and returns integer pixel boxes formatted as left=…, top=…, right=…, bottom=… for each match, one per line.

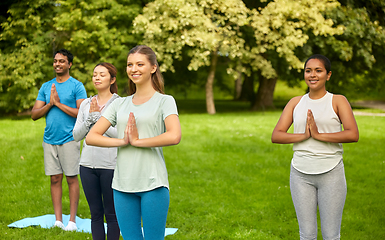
left=113, top=187, right=170, bottom=240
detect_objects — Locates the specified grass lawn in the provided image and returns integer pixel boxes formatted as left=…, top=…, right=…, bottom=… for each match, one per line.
left=1, top=99, right=384, bottom=239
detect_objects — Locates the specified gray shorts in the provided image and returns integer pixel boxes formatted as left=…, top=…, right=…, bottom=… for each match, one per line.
left=43, top=141, right=80, bottom=176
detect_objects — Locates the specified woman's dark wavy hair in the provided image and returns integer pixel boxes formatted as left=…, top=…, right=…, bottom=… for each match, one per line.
left=304, top=54, right=331, bottom=73
left=127, top=45, right=164, bottom=95
left=94, top=62, right=118, bottom=94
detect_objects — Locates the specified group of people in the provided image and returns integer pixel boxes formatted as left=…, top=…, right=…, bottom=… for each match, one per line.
left=32, top=45, right=181, bottom=240
left=31, top=45, right=358, bottom=240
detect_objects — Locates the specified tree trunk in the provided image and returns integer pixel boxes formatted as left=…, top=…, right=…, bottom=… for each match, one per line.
left=234, top=70, right=243, bottom=100
left=251, top=76, right=277, bottom=111
left=206, top=50, right=218, bottom=114
left=239, top=73, right=255, bottom=102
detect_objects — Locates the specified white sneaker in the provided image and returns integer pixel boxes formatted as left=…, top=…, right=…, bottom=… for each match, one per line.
left=53, top=220, right=65, bottom=230
left=64, top=221, right=77, bottom=231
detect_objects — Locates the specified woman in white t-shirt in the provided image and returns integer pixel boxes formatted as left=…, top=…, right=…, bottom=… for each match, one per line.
left=86, top=45, right=181, bottom=240
left=271, top=54, right=359, bottom=240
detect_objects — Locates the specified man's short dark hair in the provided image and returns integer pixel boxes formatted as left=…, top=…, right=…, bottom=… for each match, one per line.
left=54, top=49, right=74, bottom=64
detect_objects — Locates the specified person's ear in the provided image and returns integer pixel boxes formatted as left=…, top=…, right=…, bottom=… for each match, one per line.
left=326, top=71, right=332, bottom=81
left=151, top=65, right=157, bottom=74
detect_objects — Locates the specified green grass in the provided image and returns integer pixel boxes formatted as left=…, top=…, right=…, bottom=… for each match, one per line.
left=1, top=103, right=385, bottom=239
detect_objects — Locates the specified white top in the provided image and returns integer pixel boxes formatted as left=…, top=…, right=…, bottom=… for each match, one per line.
left=102, top=91, right=178, bottom=193
left=292, top=92, right=343, bottom=174
left=73, top=94, right=120, bottom=169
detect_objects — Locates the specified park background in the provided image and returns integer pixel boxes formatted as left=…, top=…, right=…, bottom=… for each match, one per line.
left=1, top=0, right=385, bottom=239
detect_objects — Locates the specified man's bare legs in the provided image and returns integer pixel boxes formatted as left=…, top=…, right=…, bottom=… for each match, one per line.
left=51, top=174, right=79, bottom=230
left=51, top=174, right=63, bottom=222
left=66, top=175, right=79, bottom=223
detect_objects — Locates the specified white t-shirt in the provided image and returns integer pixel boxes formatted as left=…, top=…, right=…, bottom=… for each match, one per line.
left=102, top=91, right=178, bottom=192
left=292, top=92, right=343, bottom=174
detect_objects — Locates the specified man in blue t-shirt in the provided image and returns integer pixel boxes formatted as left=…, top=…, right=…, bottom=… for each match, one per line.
left=31, top=49, right=87, bottom=231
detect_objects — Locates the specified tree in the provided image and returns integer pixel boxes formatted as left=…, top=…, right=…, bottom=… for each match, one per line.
left=0, top=0, right=56, bottom=113
left=243, top=0, right=385, bottom=107
left=298, top=0, right=385, bottom=100
left=0, top=0, right=146, bottom=113
left=239, top=0, right=344, bottom=110
left=52, top=0, right=145, bottom=94
left=134, top=0, right=344, bottom=113
left=133, top=0, right=249, bottom=114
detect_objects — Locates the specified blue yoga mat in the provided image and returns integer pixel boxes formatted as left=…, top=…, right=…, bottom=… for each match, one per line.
left=8, top=214, right=178, bottom=236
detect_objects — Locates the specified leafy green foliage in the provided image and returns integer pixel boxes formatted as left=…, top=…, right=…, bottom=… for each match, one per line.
left=53, top=0, right=143, bottom=94
left=1, top=0, right=385, bottom=113
left=135, top=0, right=343, bottom=78
left=0, top=0, right=56, bottom=113
left=0, top=0, right=144, bottom=113
left=133, top=0, right=346, bottom=112
left=244, top=0, right=343, bottom=78
left=289, top=2, right=385, bottom=99
left=133, top=0, right=249, bottom=72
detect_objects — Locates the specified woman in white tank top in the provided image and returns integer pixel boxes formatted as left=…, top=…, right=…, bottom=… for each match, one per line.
left=272, top=54, right=359, bottom=239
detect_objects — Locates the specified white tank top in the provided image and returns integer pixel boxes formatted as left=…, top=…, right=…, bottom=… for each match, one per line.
left=292, top=92, right=343, bottom=174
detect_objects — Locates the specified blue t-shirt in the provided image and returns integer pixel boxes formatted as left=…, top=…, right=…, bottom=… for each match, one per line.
left=37, top=77, right=87, bottom=145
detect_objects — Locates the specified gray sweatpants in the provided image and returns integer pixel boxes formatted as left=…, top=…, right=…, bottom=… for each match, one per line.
left=290, top=160, right=347, bottom=240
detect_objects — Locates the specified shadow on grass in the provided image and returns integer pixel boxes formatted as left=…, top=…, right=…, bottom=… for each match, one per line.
left=0, top=113, right=32, bottom=120
left=175, top=98, right=378, bottom=115
left=176, top=99, right=289, bottom=114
